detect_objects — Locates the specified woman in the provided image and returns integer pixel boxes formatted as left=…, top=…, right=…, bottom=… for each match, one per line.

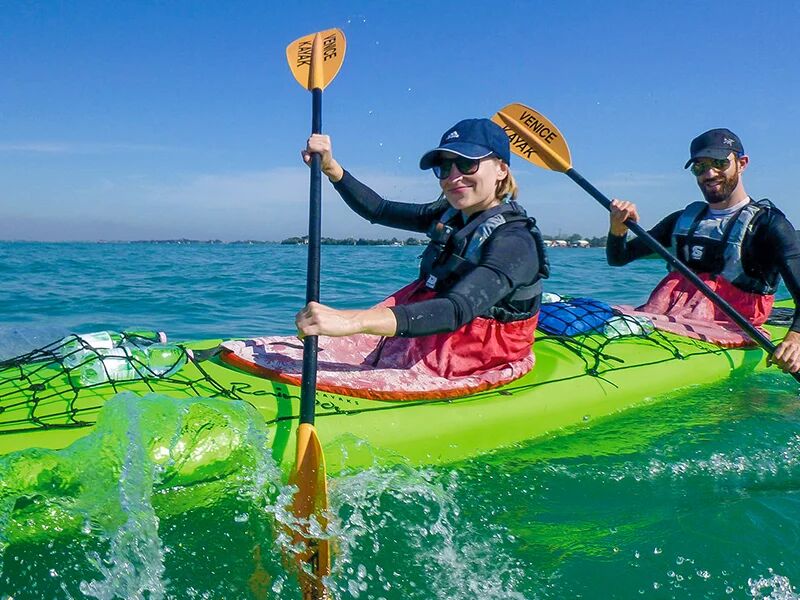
left=295, top=117, right=549, bottom=385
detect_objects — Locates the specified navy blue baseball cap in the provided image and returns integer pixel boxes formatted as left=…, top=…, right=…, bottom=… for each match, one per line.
left=684, top=128, right=744, bottom=168
left=419, top=118, right=511, bottom=170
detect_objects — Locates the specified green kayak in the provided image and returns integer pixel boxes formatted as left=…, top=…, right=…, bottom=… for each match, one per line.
left=1, top=300, right=792, bottom=475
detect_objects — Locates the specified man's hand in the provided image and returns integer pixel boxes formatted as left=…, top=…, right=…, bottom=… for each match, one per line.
left=609, top=198, right=640, bottom=236
left=769, top=330, right=800, bottom=373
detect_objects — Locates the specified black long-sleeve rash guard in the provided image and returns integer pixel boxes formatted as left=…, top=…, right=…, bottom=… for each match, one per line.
left=332, top=170, right=541, bottom=337
left=606, top=206, right=800, bottom=332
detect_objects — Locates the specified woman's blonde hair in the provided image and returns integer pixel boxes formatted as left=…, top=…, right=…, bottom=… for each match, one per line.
left=496, top=165, right=518, bottom=201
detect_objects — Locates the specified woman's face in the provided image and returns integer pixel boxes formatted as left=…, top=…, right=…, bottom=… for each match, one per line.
left=436, top=152, right=508, bottom=216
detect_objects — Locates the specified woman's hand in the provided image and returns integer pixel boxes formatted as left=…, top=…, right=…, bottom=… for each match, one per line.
left=609, top=198, right=640, bottom=236
left=302, top=134, right=344, bottom=182
left=295, top=302, right=397, bottom=338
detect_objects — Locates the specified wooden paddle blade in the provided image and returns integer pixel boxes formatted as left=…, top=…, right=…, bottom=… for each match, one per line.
left=286, top=28, right=346, bottom=91
left=289, top=422, right=331, bottom=599
left=492, top=102, right=572, bottom=172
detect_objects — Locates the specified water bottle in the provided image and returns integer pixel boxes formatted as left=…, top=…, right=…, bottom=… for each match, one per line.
left=58, top=332, right=115, bottom=368
left=119, top=330, right=167, bottom=348
left=135, top=344, right=190, bottom=378
left=77, top=347, right=141, bottom=386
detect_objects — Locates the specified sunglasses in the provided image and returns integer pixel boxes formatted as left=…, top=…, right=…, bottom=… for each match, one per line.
left=431, top=156, right=485, bottom=180
left=689, top=157, right=732, bottom=176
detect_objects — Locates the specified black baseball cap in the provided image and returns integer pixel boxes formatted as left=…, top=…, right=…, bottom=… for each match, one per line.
left=419, top=118, right=511, bottom=170
left=684, top=128, right=744, bottom=169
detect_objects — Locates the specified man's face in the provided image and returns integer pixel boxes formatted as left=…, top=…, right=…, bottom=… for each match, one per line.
left=692, top=152, right=742, bottom=204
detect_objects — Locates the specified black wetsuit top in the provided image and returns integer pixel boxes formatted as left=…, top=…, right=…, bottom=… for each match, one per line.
left=606, top=206, right=800, bottom=332
left=332, top=171, right=541, bottom=337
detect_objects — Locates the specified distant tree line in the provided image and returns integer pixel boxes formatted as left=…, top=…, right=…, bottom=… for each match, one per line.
left=542, top=234, right=608, bottom=247
left=280, top=236, right=426, bottom=246
left=281, top=234, right=607, bottom=247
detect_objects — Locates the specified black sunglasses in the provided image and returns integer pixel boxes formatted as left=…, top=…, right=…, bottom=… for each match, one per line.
left=689, top=157, right=732, bottom=176
left=431, top=156, right=487, bottom=180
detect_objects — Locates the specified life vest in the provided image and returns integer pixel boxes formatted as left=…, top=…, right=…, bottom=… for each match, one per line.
left=418, top=201, right=549, bottom=321
left=670, top=198, right=778, bottom=295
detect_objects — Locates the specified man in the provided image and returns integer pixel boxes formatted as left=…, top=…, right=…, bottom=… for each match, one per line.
left=606, top=128, right=800, bottom=373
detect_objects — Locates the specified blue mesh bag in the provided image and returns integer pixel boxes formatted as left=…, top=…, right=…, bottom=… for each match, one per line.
left=538, top=298, right=615, bottom=336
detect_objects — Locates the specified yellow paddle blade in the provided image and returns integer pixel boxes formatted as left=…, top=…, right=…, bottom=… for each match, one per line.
left=289, top=422, right=331, bottom=599
left=286, top=28, right=346, bottom=91
left=248, top=545, right=271, bottom=599
left=492, top=102, right=572, bottom=173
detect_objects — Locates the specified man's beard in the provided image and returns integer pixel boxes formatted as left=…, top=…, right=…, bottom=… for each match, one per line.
left=699, top=171, right=739, bottom=204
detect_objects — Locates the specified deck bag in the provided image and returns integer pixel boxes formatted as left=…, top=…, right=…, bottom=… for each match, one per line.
left=537, top=298, right=615, bottom=336
left=614, top=271, right=773, bottom=348
left=220, top=280, right=538, bottom=401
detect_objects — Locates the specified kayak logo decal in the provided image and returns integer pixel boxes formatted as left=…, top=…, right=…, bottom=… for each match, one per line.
left=500, top=126, right=536, bottom=158
left=323, top=32, right=338, bottom=61
left=691, top=245, right=704, bottom=260
left=296, top=41, right=312, bottom=67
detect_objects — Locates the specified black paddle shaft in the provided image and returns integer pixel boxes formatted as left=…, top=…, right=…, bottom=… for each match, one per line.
left=564, top=167, right=800, bottom=381
left=300, top=88, right=323, bottom=425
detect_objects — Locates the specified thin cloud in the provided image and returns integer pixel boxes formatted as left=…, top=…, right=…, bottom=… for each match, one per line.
left=595, top=172, right=680, bottom=188
left=0, top=141, right=179, bottom=154
left=139, top=166, right=434, bottom=209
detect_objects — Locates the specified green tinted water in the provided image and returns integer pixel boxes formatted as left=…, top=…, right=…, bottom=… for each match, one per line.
left=0, top=243, right=797, bottom=598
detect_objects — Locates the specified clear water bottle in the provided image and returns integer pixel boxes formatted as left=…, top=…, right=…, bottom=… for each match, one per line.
left=135, top=344, right=190, bottom=378
left=59, top=332, right=115, bottom=368
left=78, top=347, right=141, bottom=386
left=119, top=330, right=167, bottom=348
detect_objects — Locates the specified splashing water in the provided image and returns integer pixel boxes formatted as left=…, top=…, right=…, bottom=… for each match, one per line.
left=79, top=398, right=167, bottom=599
left=0, top=394, right=297, bottom=598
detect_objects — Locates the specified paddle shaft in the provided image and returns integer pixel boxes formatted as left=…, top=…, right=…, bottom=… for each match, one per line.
left=300, top=88, right=323, bottom=425
left=564, top=167, right=791, bottom=362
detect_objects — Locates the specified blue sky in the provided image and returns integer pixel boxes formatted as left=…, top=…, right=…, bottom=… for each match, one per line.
left=1, top=1, right=798, bottom=241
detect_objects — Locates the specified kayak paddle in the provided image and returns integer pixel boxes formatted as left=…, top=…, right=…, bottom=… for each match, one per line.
left=492, top=102, right=800, bottom=383
left=285, top=27, right=346, bottom=599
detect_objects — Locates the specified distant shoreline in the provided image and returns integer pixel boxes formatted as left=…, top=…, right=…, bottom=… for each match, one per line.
left=0, top=236, right=610, bottom=247
left=279, top=235, right=608, bottom=248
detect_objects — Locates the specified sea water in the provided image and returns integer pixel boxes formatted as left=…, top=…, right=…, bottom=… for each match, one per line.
left=0, top=242, right=798, bottom=599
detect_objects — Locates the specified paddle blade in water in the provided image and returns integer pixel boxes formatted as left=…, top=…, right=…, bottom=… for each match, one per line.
left=492, top=102, right=572, bottom=172
left=290, top=422, right=331, bottom=599
left=286, top=28, right=346, bottom=91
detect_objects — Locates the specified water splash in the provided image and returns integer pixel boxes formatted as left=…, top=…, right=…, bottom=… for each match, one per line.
left=748, top=570, right=798, bottom=599
left=0, top=393, right=293, bottom=598
left=325, top=465, right=528, bottom=599
left=79, top=398, right=167, bottom=599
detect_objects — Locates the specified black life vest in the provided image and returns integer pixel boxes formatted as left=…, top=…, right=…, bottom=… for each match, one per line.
left=419, top=201, right=550, bottom=321
left=670, top=198, right=779, bottom=295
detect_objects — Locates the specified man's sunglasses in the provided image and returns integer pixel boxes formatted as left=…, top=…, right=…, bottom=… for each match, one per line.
left=689, top=157, right=732, bottom=176
left=432, top=156, right=486, bottom=180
